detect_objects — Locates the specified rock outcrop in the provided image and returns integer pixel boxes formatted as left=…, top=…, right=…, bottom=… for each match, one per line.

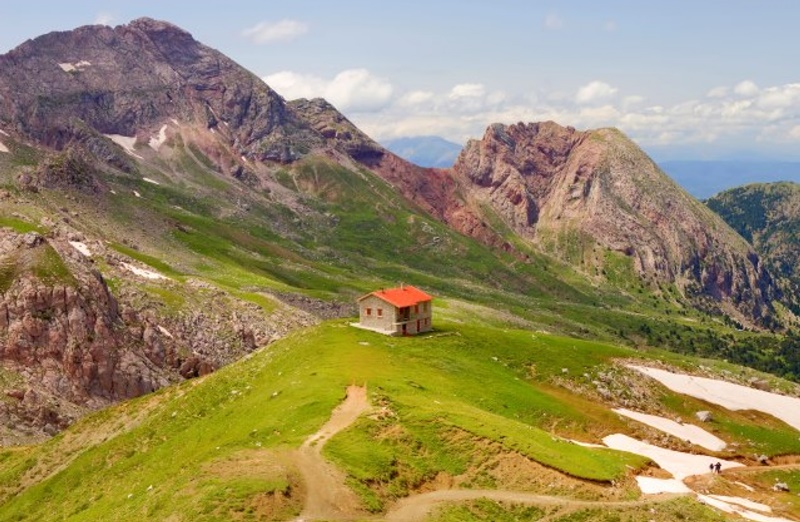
left=447, top=122, right=777, bottom=324
left=0, top=229, right=316, bottom=444
left=0, top=18, right=325, bottom=163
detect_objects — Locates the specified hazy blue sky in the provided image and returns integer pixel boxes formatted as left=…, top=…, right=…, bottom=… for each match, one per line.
left=2, top=1, right=799, bottom=159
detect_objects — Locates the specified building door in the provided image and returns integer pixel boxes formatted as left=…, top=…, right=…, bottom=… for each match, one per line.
left=416, top=319, right=421, bottom=332
left=402, top=324, right=407, bottom=335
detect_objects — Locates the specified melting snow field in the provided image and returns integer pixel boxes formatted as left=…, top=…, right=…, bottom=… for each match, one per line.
left=613, top=408, right=727, bottom=451
left=148, top=124, right=168, bottom=151
left=605, top=433, right=794, bottom=520
left=605, top=365, right=800, bottom=521
left=58, top=60, right=91, bottom=72
left=121, top=262, right=167, bottom=280
left=628, top=365, right=800, bottom=431
left=68, top=241, right=92, bottom=257
left=697, top=494, right=793, bottom=522
left=602, top=434, right=742, bottom=480
left=104, top=134, right=143, bottom=159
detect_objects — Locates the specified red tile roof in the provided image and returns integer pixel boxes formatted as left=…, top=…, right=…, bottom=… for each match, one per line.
left=360, top=285, right=432, bottom=308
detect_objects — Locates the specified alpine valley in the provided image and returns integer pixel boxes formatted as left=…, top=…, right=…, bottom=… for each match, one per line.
left=1, top=18, right=800, bottom=522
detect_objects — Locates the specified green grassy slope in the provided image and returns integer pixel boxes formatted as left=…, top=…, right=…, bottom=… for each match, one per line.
left=2, top=304, right=799, bottom=520
left=0, top=130, right=792, bottom=382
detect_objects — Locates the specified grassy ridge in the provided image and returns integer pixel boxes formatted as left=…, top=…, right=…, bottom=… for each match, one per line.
left=1, top=307, right=799, bottom=519
left=0, top=316, right=653, bottom=521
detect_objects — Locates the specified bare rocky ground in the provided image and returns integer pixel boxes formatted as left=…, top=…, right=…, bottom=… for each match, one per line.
left=0, top=225, right=320, bottom=444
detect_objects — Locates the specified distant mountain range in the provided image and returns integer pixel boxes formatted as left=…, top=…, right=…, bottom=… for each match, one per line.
left=660, top=160, right=800, bottom=199
left=382, top=135, right=462, bottom=168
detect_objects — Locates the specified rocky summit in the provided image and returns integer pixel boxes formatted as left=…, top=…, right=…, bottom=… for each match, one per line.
left=449, top=122, right=778, bottom=325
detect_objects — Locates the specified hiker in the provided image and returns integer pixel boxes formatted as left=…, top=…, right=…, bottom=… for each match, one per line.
left=714, top=462, right=722, bottom=474
left=709, top=463, right=715, bottom=473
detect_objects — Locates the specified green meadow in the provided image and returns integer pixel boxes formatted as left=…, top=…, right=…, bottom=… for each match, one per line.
left=2, top=304, right=798, bottom=521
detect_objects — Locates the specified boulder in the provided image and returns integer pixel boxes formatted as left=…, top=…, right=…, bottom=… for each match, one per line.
left=696, top=410, right=712, bottom=422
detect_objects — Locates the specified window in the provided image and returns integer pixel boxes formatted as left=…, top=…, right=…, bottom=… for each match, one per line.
left=366, top=307, right=372, bottom=316
left=414, top=305, right=419, bottom=314
left=377, top=308, right=383, bottom=317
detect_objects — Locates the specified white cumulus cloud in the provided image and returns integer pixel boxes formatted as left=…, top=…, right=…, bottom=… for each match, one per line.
left=707, top=86, right=729, bottom=98
left=263, top=71, right=327, bottom=99
left=264, top=68, right=393, bottom=112
left=576, top=81, right=618, bottom=104
left=325, top=69, right=394, bottom=112
left=398, top=90, right=435, bottom=107
left=263, top=69, right=800, bottom=158
left=448, top=83, right=486, bottom=99
left=242, top=19, right=309, bottom=44
left=734, top=80, right=759, bottom=97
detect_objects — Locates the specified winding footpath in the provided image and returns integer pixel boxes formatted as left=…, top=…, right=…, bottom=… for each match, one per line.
left=287, top=385, right=685, bottom=522
left=287, top=369, right=800, bottom=521
left=292, top=384, right=371, bottom=522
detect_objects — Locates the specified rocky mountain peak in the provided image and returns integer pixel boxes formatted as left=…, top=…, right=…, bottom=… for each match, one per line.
left=0, top=18, right=328, bottom=162
left=449, top=121, right=779, bottom=324
left=125, top=16, right=192, bottom=35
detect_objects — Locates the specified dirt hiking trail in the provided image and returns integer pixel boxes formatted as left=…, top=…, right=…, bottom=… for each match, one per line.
left=287, top=386, right=687, bottom=522
left=292, top=384, right=371, bottom=521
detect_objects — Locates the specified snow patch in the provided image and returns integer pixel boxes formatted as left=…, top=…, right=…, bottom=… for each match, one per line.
left=635, top=477, right=691, bottom=494
left=0, top=129, right=8, bottom=136
left=628, top=365, right=800, bottom=432
left=0, top=141, right=8, bottom=153
left=121, top=262, right=167, bottom=280
left=58, top=60, right=91, bottom=72
left=602, top=433, right=743, bottom=480
left=68, top=241, right=92, bottom=257
left=104, top=134, right=143, bottom=159
left=133, top=190, right=141, bottom=198
left=708, top=495, right=771, bottom=513
left=170, top=118, right=179, bottom=125
left=148, top=125, right=168, bottom=150
left=613, top=408, right=727, bottom=451
left=142, top=178, right=160, bottom=185
left=698, top=494, right=791, bottom=522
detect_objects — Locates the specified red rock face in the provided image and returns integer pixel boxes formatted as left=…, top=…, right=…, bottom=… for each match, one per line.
left=0, top=230, right=316, bottom=444
left=362, top=121, right=776, bottom=325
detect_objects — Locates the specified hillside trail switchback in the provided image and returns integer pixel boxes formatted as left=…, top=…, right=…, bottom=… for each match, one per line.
left=291, top=384, right=371, bottom=521
left=286, top=385, right=686, bottom=522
